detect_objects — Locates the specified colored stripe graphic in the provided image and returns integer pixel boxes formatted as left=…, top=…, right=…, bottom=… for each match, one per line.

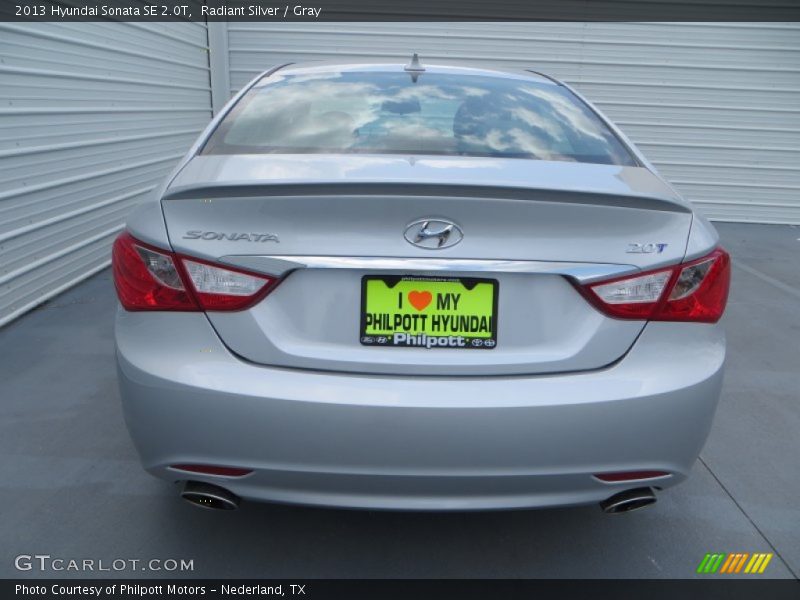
left=699, top=552, right=773, bottom=574
left=758, top=554, right=773, bottom=573
left=697, top=553, right=726, bottom=573
left=720, top=554, right=737, bottom=574
left=726, top=553, right=747, bottom=573
left=697, top=554, right=713, bottom=573
left=748, top=553, right=773, bottom=574
left=745, top=554, right=761, bottom=573
left=734, top=553, right=750, bottom=573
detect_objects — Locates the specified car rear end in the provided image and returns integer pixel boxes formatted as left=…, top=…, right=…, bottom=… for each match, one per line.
left=113, top=63, right=729, bottom=511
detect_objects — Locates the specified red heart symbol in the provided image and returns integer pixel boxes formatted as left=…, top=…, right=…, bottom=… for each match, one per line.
left=408, top=290, right=432, bottom=311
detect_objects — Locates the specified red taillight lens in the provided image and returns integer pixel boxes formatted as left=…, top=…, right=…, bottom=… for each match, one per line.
left=659, top=250, right=731, bottom=322
left=112, top=232, right=276, bottom=311
left=112, top=232, right=198, bottom=311
left=581, top=248, right=730, bottom=323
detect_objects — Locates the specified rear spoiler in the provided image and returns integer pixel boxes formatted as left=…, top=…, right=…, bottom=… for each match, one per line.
left=161, top=182, right=691, bottom=213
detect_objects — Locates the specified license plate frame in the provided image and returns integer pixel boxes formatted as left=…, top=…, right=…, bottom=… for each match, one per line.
left=359, top=275, right=499, bottom=350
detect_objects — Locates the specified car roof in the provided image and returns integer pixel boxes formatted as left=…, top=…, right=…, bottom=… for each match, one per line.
left=257, top=60, right=562, bottom=86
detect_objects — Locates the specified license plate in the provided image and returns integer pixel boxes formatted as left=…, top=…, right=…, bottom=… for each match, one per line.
left=360, top=275, right=498, bottom=350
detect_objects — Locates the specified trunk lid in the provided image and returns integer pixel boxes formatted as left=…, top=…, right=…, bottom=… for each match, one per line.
left=162, top=155, right=692, bottom=376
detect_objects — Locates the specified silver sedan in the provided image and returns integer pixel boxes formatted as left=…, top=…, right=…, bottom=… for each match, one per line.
left=113, top=60, right=730, bottom=512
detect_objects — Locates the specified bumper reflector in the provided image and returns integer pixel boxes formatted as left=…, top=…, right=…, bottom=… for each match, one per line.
left=594, top=470, right=670, bottom=482
left=170, top=464, right=253, bottom=477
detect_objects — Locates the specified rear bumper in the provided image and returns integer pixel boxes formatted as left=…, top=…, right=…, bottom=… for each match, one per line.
left=115, top=310, right=724, bottom=510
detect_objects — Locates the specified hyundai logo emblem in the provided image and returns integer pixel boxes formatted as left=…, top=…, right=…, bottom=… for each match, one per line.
left=404, top=218, right=463, bottom=250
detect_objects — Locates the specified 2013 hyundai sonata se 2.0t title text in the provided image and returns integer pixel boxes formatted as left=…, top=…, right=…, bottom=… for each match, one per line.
left=113, top=58, right=730, bottom=513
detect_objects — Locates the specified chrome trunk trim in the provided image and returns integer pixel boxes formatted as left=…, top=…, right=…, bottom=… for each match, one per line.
left=219, top=255, right=638, bottom=283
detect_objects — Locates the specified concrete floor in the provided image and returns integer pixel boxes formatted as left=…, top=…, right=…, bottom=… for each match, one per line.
left=1, top=222, right=798, bottom=579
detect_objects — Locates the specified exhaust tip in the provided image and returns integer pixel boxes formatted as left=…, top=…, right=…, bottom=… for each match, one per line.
left=600, top=487, right=656, bottom=514
left=181, top=481, right=240, bottom=511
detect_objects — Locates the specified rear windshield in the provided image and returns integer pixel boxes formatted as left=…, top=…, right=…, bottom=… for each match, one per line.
left=202, top=70, right=637, bottom=166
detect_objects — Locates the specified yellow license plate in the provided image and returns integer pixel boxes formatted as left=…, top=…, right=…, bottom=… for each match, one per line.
left=360, top=276, right=498, bottom=349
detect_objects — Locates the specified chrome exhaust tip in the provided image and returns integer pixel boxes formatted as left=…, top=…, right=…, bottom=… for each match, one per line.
left=600, top=487, right=656, bottom=514
left=181, top=481, right=240, bottom=511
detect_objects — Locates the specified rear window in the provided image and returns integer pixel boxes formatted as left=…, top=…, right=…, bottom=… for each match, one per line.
left=202, top=70, right=637, bottom=166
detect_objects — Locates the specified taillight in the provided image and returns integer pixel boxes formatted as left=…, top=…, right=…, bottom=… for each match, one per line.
left=112, top=232, right=276, bottom=311
left=181, top=258, right=275, bottom=311
left=112, top=232, right=197, bottom=311
left=580, top=248, right=731, bottom=323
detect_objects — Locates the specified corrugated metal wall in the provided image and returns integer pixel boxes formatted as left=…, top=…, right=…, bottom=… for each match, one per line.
left=226, top=22, right=800, bottom=225
left=0, top=22, right=212, bottom=327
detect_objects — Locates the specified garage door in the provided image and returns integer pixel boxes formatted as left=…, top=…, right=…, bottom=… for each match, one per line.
left=0, top=22, right=213, bottom=327
left=225, top=22, right=800, bottom=225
